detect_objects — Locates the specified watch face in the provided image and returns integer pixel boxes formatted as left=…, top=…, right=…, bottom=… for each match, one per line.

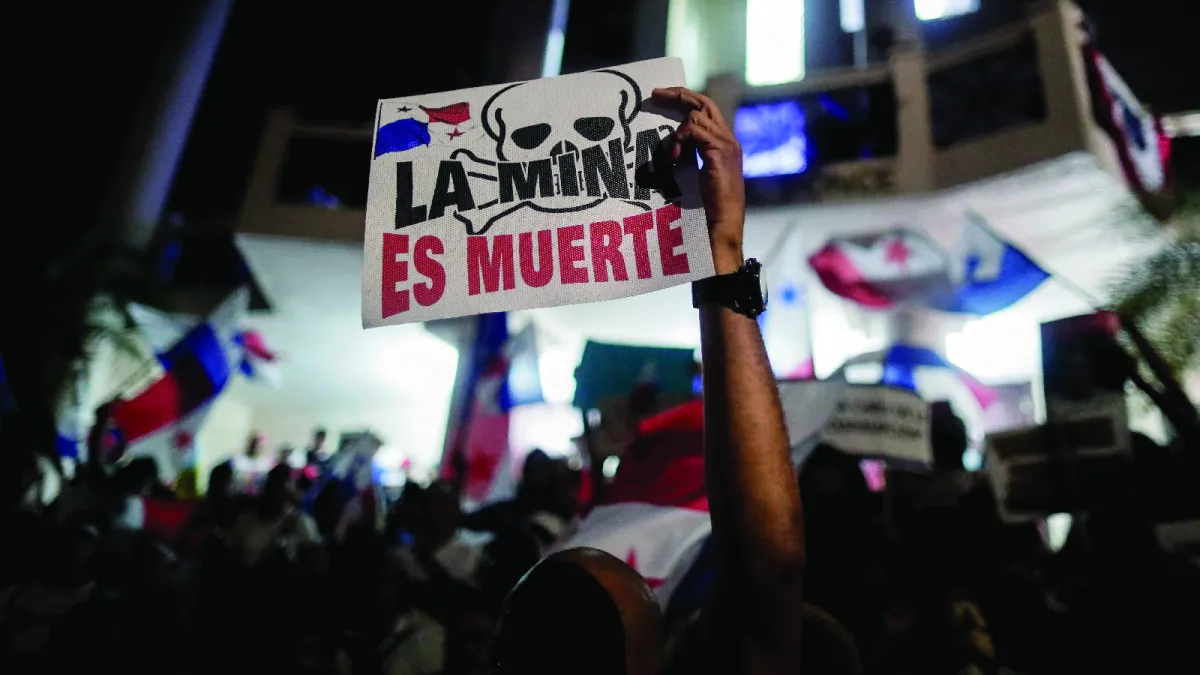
left=744, top=258, right=766, bottom=315
left=759, top=262, right=769, bottom=309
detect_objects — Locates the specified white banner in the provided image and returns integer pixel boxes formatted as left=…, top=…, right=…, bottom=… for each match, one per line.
left=363, top=58, right=714, bottom=327
left=821, top=385, right=932, bottom=464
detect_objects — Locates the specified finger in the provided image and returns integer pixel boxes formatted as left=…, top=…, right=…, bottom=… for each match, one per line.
left=671, top=121, right=726, bottom=161
left=686, top=110, right=726, bottom=138
left=653, top=87, right=728, bottom=128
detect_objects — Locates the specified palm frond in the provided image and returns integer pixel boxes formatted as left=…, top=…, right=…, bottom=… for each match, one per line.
left=1109, top=189, right=1200, bottom=378
left=1112, top=240, right=1200, bottom=317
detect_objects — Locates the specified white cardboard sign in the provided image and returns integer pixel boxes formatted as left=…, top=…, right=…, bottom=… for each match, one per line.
left=820, top=385, right=932, bottom=465
left=362, top=58, right=714, bottom=327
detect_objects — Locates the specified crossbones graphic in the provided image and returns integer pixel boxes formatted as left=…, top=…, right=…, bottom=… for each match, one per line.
left=447, top=68, right=683, bottom=236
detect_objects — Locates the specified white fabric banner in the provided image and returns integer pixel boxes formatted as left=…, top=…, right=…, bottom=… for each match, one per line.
left=363, top=57, right=714, bottom=327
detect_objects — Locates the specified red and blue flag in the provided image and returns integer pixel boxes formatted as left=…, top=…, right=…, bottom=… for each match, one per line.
left=375, top=101, right=472, bottom=157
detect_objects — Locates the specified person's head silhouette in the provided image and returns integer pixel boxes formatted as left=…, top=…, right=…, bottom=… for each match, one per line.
left=492, top=547, right=663, bottom=675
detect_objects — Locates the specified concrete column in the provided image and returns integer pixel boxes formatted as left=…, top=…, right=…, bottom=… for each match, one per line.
left=102, top=0, right=233, bottom=248
left=1029, top=0, right=1091, bottom=153
left=889, top=43, right=935, bottom=193
left=633, top=0, right=671, bottom=62
left=235, top=108, right=297, bottom=233
left=707, top=0, right=748, bottom=86
left=704, top=73, right=744, bottom=131
left=884, top=0, right=923, bottom=47
left=484, top=0, right=556, bottom=82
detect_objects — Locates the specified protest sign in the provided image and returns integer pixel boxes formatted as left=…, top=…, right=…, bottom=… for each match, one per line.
left=984, top=417, right=1131, bottom=522
left=574, top=341, right=698, bottom=461
left=821, top=384, right=932, bottom=465
left=779, top=380, right=932, bottom=465
left=363, top=58, right=713, bottom=327
left=1040, top=311, right=1131, bottom=452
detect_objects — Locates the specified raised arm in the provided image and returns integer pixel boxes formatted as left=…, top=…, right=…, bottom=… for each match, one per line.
left=654, top=87, right=805, bottom=675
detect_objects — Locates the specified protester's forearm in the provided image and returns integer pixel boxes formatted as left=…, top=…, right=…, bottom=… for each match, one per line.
left=699, top=303, right=805, bottom=583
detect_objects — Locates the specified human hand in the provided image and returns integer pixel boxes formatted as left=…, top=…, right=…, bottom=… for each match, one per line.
left=652, top=87, right=746, bottom=274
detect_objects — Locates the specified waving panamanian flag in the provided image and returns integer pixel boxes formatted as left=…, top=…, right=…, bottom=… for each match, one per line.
left=881, top=344, right=996, bottom=410
left=759, top=228, right=816, bottom=379
left=560, top=399, right=710, bottom=605
left=927, top=212, right=1050, bottom=315
left=809, top=215, right=1048, bottom=316
left=444, top=313, right=544, bottom=505
left=110, top=290, right=247, bottom=479
left=233, top=330, right=281, bottom=386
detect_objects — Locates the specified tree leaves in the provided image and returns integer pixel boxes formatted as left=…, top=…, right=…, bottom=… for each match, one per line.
left=1110, top=192, right=1200, bottom=376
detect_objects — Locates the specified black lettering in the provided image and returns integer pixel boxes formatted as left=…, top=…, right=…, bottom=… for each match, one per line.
left=581, top=139, right=629, bottom=198
left=633, top=129, right=681, bottom=200
left=429, top=161, right=476, bottom=220
left=498, top=159, right=554, bottom=203
left=556, top=152, right=580, bottom=196
left=394, top=162, right=427, bottom=228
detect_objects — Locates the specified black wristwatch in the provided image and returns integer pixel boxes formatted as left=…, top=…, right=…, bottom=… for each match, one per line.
left=692, top=258, right=768, bottom=317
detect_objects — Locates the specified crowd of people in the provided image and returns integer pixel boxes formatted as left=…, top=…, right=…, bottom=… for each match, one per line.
left=2, top=403, right=1198, bottom=675
left=2, top=86, right=1198, bottom=675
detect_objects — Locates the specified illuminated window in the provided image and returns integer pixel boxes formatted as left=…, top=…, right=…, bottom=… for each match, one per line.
left=915, top=0, right=979, bottom=21
left=541, top=0, right=570, bottom=78
left=840, top=0, right=864, bottom=33
left=735, top=101, right=808, bottom=178
left=746, top=0, right=805, bottom=86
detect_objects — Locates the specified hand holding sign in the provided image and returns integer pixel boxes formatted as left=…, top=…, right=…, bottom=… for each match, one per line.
left=652, top=87, right=746, bottom=275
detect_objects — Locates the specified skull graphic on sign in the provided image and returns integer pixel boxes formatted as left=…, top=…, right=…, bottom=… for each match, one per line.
left=446, top=68, right=683, bottom=235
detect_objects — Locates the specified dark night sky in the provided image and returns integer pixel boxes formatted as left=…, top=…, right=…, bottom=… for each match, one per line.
left=168, top=2, right=497, bottom=220
left=5, top=0, right=1197, bottom=235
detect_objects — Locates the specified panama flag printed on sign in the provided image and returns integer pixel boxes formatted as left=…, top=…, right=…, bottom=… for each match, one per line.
left=363, top=58, right=714, bottom=328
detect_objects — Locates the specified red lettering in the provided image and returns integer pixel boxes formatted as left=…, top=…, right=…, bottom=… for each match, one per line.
left=622, top=212, right=654, bottom=280
left=557, top=224, right=588, bottom=284
left=382, top=233, right=410, bottom=318
left=467, top=235, right=515, bottom=296
left=412, top=235, right=446, bottom=307
left=589, top=220, right=628, bottom=282
left=519, top=229, right=554, bottom=287
left=655, top=203, right=690, bottom=276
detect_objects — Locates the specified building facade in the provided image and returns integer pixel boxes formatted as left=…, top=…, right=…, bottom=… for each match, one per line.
left=231, top=0, right=1175, bottom=460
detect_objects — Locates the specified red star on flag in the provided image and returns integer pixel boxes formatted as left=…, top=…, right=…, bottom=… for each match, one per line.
left=884, top=236, right=911, bottom=269
left=447, top=127, right=464, bottom=140
left=465, top=445, right=502, bottom=500
left=625, top=549, right=664, bottom=590
left=172, top=430, right=194, bottom=451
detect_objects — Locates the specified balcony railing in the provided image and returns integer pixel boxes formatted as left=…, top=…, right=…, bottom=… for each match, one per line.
left=719, top=1, right=1121, bottom=206
left=236, top=1, right=1131, bottom=238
